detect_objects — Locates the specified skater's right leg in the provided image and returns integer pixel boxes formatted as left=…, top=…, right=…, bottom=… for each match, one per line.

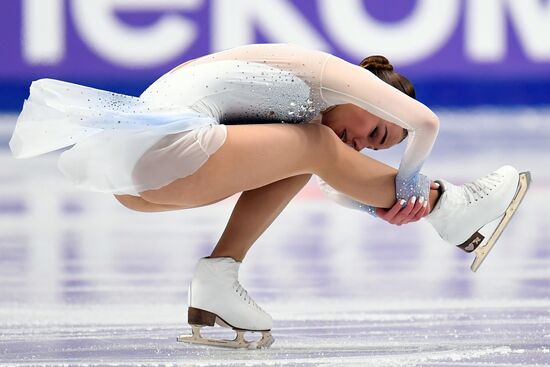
left=140, top=123, right=437, bottom=209
left=426, top=167, right=531, bottom=271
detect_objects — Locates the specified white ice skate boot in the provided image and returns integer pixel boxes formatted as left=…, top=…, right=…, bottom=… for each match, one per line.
left=177, top=257, right=274, bottom=349
left=426, top=166, right=531, bottom=272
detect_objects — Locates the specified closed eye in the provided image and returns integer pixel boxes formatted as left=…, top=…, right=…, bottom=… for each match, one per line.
left=339, top=129, right=346, bottom=142
left=369, top=126, right=378, bottom=139
left=380, top=125, right=388, bottom=145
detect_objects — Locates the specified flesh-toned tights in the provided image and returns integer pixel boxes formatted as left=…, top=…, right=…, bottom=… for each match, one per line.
left=115, top=123, right=439, bottom=261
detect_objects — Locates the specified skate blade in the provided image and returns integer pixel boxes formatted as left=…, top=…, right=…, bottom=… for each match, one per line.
left=177, top=324, right=274, bottom=349
left=470, top=171, right=532, bottom=272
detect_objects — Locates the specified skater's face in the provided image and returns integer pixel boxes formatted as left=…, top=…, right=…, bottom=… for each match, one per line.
left=321, top=104, right=407, bottom=151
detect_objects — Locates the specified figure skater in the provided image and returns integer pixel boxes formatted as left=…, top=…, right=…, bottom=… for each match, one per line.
left=9, top=44, right=530, bottom=349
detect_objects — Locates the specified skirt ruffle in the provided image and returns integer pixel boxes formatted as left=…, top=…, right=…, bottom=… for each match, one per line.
left=9, top=79, right=224, bottom=195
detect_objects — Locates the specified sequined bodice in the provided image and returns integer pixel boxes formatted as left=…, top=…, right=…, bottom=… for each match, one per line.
left=141, top=60, right=326, bottom=125
left=191, top=61, right=323, bottom=125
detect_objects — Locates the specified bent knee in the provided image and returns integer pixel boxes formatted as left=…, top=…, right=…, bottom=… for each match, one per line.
left=304, top=122, right=339, bottom=146
left=302, top=123, right=341, bottom=162
left=302, top=121, right=335, bottom=137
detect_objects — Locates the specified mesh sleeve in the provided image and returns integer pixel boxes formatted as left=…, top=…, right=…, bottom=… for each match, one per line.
left=319, top=54, right=439, bottom=205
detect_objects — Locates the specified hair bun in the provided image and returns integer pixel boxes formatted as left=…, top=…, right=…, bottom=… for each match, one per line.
left=360, top=55, right=394, bottom=72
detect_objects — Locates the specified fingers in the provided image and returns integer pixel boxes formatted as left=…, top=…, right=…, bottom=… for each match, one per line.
left=376, top=195, right=431, bottom=226
left=375, top=199, right=404, bottom=221
left=376, top=200, right=405, bottom=224
left=394, top=196, right=421, bottom=225
left=395, top=196, right=416, bottom=221
left=409, top=196, right=427, bottom=217
left=379, top=197, right=417, bottom=225
left=412, top=199, right=429, bottom=222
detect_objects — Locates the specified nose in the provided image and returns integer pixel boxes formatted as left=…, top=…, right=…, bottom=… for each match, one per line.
left=353, top=137, right=366, bottom=151
left=354, top=136, right=379, bottom=151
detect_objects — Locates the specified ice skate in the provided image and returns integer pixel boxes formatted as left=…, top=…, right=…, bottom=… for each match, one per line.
left=426, top=166, right=531, bottom=272
left=177, top=257, right=274, bottom=349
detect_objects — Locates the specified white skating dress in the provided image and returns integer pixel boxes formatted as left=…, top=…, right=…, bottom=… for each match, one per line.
left=9, top=44, right=438, bottom=205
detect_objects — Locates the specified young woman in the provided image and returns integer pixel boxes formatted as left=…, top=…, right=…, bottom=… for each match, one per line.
left=9, top=44, right=529, bottom=349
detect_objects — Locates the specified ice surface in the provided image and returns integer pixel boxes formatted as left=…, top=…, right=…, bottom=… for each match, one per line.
left=0, top=110, right=550, bottom=366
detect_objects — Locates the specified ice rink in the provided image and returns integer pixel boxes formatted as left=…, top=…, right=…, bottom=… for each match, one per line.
left=1, top=109, right=549, bottom=366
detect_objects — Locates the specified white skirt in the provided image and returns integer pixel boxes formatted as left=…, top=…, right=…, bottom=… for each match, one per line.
left=9, top=79, right=227, bottom=195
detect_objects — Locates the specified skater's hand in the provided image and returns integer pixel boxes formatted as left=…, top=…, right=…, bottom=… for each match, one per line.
left=376, top=181, right=438, bottom=224
left=375, top=196, right=427, bottom=225
left=375, top=194, right=431, bottom=225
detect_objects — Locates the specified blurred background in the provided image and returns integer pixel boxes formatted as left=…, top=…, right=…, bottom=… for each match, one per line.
left=1, top=1, right=549, bottom=365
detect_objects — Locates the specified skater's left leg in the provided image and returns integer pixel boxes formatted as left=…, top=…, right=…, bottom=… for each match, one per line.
left=210, top=174, right=312, bottom=261
left=183, top=174, right=311, bottom=348
left=115, top=172, right=311, bottom=258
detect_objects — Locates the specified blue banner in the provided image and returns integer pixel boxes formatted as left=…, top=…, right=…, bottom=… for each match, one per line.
left=1, top=0, right=549, bottom=109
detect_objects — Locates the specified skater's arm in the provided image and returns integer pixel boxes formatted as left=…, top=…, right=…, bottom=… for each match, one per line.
left=374, top=181, right=440, bottom=224
left=320, top=54, right=439, bottom=202
left=318, top=176, right=432, bottom=225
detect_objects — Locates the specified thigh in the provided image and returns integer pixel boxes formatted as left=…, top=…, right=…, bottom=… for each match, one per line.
left=139, top=123, right=335, bottom=206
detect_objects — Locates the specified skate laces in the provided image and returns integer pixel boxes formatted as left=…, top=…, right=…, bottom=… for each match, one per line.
left=463, top=173, right=500, bottom=204
left=233, top=281, right=265, bottom=312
